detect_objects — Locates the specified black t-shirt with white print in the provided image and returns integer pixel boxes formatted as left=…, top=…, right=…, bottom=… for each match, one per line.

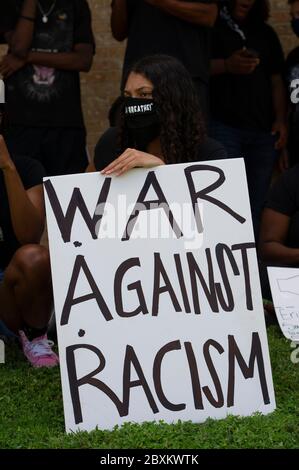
left=0, top=156, right=46, bottom=270
left=0, top=0, right=95, bottom=128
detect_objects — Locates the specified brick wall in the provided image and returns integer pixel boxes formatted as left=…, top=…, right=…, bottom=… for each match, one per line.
left=0, top=0, right=297, bottom=157
left=271, top=0, right=296, bottom=51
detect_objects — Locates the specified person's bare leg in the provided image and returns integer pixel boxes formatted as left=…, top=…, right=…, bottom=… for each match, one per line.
left=0, top=245, right=53, bottom=333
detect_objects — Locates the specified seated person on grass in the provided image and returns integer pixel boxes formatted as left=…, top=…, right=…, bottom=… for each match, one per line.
left=259, top=164, right=299, bottom=320
left=0, top=107, right=58, bottom=368
left=260, top=164, right=299, bottom=266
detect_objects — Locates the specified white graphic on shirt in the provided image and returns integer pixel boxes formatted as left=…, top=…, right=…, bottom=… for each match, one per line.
left=33, top=66, right=55, bottom=86
left=289, top=65, right=299, bottom=105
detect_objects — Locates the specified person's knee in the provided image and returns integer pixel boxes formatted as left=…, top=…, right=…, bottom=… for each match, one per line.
left=8, top=245, right=51, bottom=283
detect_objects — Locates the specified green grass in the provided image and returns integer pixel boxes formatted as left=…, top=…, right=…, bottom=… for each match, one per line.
left=0, top=326, right=298, bottom=449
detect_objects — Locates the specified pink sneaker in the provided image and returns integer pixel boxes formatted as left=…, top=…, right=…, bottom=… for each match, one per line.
left=19, top=330, right=59, bottom=368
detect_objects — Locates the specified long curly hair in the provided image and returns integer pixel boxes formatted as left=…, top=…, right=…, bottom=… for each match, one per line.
left=118, top=54, right=206, bottom=164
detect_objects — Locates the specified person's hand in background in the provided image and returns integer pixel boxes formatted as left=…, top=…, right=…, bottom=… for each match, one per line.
left=225, top=48, right=259, bottom=75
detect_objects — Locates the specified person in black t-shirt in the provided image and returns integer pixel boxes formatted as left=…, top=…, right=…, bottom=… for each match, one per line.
left=111, top=0, right=218, bottom=120
left=87, top=54, right=226, bottom=175
left=0, top=0, right=94, bottom=176
left=210, top=0, right=287, bottom=239
left=286, top=0, right=299, bottom=166
left=260, top=164, right=299, bottom=266
left=258, top=164, right=299, bottom=316
left=0, top=108, right=58, bottom=367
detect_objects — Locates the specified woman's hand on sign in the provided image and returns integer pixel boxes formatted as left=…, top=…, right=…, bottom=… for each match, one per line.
left=225, top=49, right=259, bottom=75
left=101, top=148, right=165, bottom=176
left=0, top=135, right=15, bottom=171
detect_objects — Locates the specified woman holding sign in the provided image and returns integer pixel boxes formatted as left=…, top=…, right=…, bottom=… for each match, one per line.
left=88, top=54, right=226, bottom=174
left=0, top=108, right=58, bottom=368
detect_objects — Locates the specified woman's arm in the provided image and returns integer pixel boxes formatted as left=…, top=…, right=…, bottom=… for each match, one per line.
left=0, top=43, right=94, bottom=78
left=27, top=44, right=94, bottom=72
left=8, top=0, right=37, bottom=58
left=101, top=148, right=165, bottom=176
left=111, top=0, right=129, bottom=41
left=259, top=208, right=299, bottom=265
left=0, top=136, right=44, bottom=244
left=271, top=74, right=288, bottom=150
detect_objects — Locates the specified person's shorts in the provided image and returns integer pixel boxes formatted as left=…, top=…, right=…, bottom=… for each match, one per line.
left=0, top=269, right=17, bottom=338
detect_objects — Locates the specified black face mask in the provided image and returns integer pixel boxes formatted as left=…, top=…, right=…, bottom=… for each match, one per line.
left=124, top=97, right=160, bottom=151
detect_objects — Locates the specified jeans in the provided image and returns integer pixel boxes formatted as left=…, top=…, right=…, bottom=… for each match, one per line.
left=209, top=120, right=278, bottom=239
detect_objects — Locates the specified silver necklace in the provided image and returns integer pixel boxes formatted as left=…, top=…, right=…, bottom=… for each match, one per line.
left=37, top=0, right=57, bottom=24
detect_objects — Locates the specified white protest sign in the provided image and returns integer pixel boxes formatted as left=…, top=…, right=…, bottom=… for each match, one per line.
left=267, top=267, right=299, bottom=341
left=44, top=158, right=276, bottom=432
